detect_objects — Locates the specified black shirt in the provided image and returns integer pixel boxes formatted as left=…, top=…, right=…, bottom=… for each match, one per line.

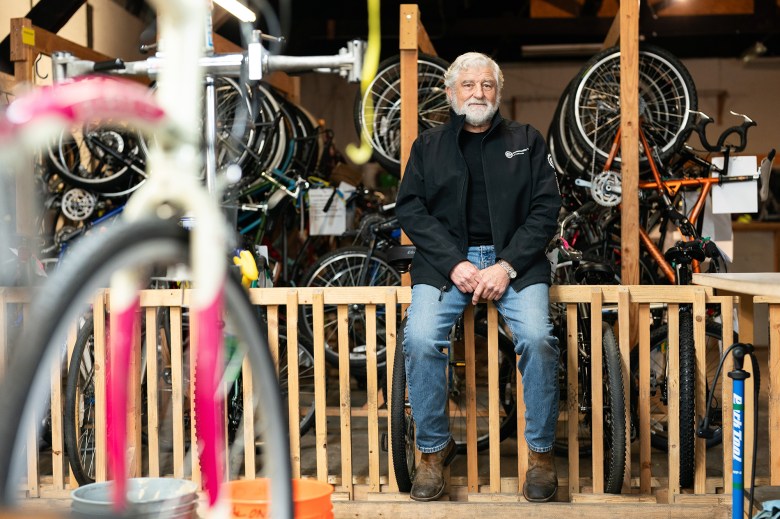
left=460, top=129, right=492, bottom=246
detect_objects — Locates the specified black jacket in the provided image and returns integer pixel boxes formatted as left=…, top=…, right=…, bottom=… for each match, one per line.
left=395, top=110, right=562, bottom=292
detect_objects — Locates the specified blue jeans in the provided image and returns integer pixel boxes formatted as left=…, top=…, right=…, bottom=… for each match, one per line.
left=403, top=245, right=559, bottom=453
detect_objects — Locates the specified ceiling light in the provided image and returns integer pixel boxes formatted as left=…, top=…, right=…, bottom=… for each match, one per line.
left=213, top=0, right=257, bottom=23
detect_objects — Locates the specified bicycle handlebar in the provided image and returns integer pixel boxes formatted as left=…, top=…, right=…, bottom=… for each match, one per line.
left=688, top=109, right=756, bottom=153
left=52, top=36, right=366, bottom=83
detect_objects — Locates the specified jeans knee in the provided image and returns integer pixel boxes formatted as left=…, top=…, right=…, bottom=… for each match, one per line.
left=515, top=328, right=559, bottom=362
left=403, top=317, right=443, bottom=361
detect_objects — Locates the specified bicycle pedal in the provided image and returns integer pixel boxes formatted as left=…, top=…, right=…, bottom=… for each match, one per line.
left=381, top=432, right=388, bottom=452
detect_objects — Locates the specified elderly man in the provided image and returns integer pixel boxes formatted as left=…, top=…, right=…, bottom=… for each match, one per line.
left=396, top=52, right=562, bottom=502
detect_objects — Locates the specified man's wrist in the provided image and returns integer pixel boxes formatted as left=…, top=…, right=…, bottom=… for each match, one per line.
left=497, top=259, right=517, bottom=279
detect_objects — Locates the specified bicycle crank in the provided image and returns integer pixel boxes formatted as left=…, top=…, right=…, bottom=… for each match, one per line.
left=576, top=170, right=622, bottom=207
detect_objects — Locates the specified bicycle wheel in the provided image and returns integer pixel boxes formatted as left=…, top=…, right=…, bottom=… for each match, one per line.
left=567, top=44, right=697, bottom=171
left=0, top=219, right=292, bottom=517
left=279, top=329, right=317, bottom=437
left=354, top=53, right=450, bottom=175
left=391, top=317, right=518, bottom=491
left=51, top=123, right=148, bottom=197
left=299, top=246, right=401, bottom=376
left=630, top=320, right=727, bottom=489
left=554, top=320, right=625, bottom=494
left=451, top=321, right=517, bottom=453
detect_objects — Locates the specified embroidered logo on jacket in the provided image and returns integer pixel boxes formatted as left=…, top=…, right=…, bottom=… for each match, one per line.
left=504, top=148, right=529, bottom=158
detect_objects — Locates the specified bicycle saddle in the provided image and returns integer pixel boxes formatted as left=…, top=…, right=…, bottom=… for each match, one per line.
left=386, top=244, right=416, bottom=274
left=574, top=261, right=617, bottom=285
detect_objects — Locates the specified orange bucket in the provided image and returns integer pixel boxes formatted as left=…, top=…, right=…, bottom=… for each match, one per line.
left=225, top=478, right=334, bottom=519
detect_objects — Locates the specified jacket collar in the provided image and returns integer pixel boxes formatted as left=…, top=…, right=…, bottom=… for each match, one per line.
left=447, top=108, right=504, bottom=135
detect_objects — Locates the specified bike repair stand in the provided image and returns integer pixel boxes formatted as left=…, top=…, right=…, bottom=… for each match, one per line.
left=729, top=342, right=752, bottom=519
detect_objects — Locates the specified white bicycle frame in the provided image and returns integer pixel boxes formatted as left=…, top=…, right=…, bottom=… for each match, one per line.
left=0, top=0, right=365, bottom=515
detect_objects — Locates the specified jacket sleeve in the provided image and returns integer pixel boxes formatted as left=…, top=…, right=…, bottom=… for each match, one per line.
left=395, top=138, right=467, bottom=280
left=496, top=127, right=562, bottom=274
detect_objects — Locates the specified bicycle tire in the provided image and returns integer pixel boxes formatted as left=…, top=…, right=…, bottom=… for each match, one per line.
left=353, top=53, right=450, bottom=175
left=64, top=315, right=97, bottom=486
left=601, top=323, right=626, bottom=494
left=677, top=307, right=697, bottom=488
left=0, top=219, right=293, bottom=517
left=630, top=320, right=727, bottom=488
left=567, top=44, right=698, bottom=171
left=298, top=246, right=402, bottom=376
left=390, top=323, right=414, bottom=492
left=553, top=320, right=625, bottom=494
left=391, top=317, right=518, bottom=491
left=548, top=79, right=592, bottom=181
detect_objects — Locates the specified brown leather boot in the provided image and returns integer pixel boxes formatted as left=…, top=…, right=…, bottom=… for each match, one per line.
left=410, top=438, right=457, bottom=501
left=523, top=449, right=558, bottom=502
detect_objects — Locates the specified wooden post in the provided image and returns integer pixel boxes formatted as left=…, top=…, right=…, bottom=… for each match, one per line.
left=9, top=18, right=36, bottom=248
left=618, top=0, right=639, bottom=287
left=398, top=4, right=421, bottom=266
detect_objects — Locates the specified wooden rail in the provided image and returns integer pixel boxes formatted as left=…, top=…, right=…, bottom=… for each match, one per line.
left=0, top=285, right=768, bottom=507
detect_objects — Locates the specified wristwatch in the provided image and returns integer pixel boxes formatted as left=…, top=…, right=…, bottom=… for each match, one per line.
left=497, top=259, right=517, bottom=279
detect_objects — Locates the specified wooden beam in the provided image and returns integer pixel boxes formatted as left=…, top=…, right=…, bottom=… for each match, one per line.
left=417, top=18, right=437, bottom=56
left=602, top=7, right=621, bottom=49
left=332, top=501, right=731, bottom=518
left=0, top=72, right=16, bottom=97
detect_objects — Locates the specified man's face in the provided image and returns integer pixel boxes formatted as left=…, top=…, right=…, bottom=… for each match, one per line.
left=447, top=66, right=499, bottom=127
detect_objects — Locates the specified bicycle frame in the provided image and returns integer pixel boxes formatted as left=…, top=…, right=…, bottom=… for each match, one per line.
left=588, top=123, right=760, bottom=284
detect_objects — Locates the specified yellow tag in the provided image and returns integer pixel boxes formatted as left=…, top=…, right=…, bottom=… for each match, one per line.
left=21, top=27, right=35, bottom=47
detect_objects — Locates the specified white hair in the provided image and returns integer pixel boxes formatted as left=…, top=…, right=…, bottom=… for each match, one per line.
left=443, top=52, right=504, bottom=92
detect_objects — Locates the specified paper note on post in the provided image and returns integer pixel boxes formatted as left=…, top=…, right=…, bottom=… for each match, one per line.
left=308, top=182, right=356, bottom=235
left=710, top=155, right=758, bottom=214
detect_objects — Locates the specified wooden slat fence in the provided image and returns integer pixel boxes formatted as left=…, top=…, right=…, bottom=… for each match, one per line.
left=0, top=285, right=771, bottom=505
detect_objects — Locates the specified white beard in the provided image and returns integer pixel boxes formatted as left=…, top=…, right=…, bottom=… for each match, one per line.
left=451, top=96, right=499, bottom=127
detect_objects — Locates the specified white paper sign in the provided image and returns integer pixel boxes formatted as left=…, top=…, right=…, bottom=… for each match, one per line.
left=710, top=156, right=758, bottom=214
left=308, top=182, right=356, bottom=236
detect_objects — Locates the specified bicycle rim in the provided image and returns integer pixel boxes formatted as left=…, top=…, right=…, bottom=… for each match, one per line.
left=0, top=219, right=292, bottom=518
left=569, top=45, right=697, bottom=169
left=53, top=123, right=147, bottom=197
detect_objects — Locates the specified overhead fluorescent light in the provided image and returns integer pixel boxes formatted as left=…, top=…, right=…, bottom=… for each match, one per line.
left=214, top=0, right=257, bottom=23
left=521, top=43, right=604, bottom=57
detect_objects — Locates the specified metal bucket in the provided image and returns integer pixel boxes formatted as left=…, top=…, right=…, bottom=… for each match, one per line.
left=71, top=477, right=199, bottom=518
